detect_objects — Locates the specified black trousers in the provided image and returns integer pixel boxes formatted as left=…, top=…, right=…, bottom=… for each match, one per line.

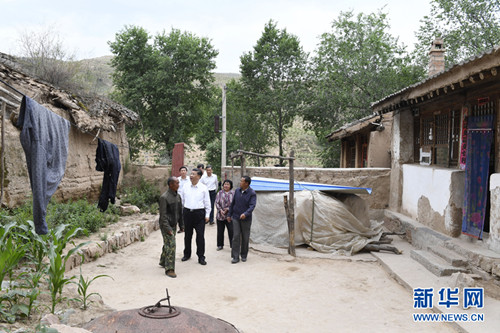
left=209, top=190, right=216, bottom=223
left=232, top=218, right=252, bottom=260
left=183, top=209, right=206, bottom=260
left=217, top=219, right=234, bottom=248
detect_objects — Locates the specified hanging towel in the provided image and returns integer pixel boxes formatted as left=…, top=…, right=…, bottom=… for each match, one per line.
left=17, top=96, right=70, bottom=235
left=96, top=138, right=121, bottom=212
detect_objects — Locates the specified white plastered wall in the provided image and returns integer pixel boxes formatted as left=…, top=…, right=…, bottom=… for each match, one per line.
left=402, top=164, right=464, bottom=236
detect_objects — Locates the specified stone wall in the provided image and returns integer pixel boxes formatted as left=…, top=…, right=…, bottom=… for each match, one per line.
left=222, top=166, right=391, bottom=210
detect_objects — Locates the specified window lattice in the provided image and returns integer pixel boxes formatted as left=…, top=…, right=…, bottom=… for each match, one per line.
left=434, top=114, right=449, bottom=145
left=421, top=117, right=433, bottom=146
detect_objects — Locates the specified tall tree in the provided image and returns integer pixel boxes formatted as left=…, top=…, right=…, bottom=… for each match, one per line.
left=415, top=0, right=500, bottom=68
left=304, top=10, right=424, bottom=167
left=240, top=20, right=308, bottom=165
left=109, top=25, right=218, bottom=159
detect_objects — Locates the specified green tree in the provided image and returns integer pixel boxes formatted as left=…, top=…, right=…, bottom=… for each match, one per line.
left=415, top=0, right=500, bottom=68
left=109, top=25, right=218, bottom=159
left=240, top=20, right=308, bottom=165
left=304, top=10, right=424, bottom=167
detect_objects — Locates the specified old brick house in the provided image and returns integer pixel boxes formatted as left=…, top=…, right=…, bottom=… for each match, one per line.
left=0, top=53, right=138, bottom=208
left=326, top=112, right=393, bottom=168
left=371, top=41, right=500, bottom=252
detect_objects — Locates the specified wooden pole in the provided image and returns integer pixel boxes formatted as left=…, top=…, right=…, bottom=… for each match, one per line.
left=241, top=153, right=246, bottom=177
left=287, top=150, right=295, bottom=256
left=0, top=100, right=5, bottom=206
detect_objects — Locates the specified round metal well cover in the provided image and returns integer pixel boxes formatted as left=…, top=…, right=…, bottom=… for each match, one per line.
left=84, top=306, right=239, bottom=333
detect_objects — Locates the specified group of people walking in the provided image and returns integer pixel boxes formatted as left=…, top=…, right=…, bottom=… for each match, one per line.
left=158, top=164, right=257, bottom=278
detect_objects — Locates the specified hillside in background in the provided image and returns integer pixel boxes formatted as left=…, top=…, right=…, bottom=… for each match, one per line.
left=80, top=56, right=241, bottom=95
left=78, top=55, right=115, bottom=95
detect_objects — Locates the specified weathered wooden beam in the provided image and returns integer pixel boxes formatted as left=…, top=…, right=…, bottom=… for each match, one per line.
left=236, top=149, right=295, bottom=161
left=287, top=150, right=295, bottom=257
left=0, top=96, right=19, bottom=108
left=0, top=86, right=22, bottom=102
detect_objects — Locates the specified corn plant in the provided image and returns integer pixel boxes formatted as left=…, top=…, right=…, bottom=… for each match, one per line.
left=16, top=220, right=49, bottom=273
left=74, top=267, right=112, bottom=310
left=19, top=270, right=44, bottom=317
left=0, top=222, right=26, bottom=291
left=46, top=224, right=89, bottom=313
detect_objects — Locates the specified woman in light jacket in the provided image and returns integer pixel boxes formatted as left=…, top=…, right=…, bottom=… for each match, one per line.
left=215, top=179, right=234, bottom=250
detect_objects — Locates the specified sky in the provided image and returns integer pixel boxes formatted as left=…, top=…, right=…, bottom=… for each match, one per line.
left=0, top=0, right=431, bottom=73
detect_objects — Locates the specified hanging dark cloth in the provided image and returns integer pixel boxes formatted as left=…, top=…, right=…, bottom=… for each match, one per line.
left=462, top=115, right=495, bottom=239
left=17, top=96, right=70, bottom=235
left=96, top=138, right=121, bottom=212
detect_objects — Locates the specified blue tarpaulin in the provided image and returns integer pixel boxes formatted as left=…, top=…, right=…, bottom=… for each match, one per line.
left=249, top=177, right=372, bottom=195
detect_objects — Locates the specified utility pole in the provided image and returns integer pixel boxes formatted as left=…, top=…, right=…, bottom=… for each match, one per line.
left=221, top=84, right=227, bottom=172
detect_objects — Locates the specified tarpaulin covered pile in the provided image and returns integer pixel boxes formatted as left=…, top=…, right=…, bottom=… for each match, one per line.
left=250, top=178, right=383, bottom=255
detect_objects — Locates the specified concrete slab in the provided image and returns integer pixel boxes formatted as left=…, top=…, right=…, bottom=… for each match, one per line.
left=428, top=245, right=468, bottom=267
left=411, top=249, right=468, bottom=276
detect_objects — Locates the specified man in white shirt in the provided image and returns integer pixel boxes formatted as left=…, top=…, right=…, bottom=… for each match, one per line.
left=176, top=165, right=190, bottom=234
left=201, top=165, right=218, bottom=225
left=177, top=165, right=190, bottom=189
left=181, top=168, right=211, bottom=265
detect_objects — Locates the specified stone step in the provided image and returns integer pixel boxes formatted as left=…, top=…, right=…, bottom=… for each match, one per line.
left=410, top=249, right=468, bottom=277
left=428, top=245, right=468, bottom=267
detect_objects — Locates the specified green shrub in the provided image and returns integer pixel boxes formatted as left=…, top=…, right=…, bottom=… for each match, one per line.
left=120, top=178, right=160, bottom=213
left=46, top=199, right=119, bottom=235
left=4, top=198, right=119, bottom=237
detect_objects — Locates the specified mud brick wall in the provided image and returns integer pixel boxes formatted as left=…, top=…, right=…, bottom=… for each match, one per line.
left=222, top=166, right=390, bottom=209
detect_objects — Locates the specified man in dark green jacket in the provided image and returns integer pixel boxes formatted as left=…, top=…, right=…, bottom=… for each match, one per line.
left=159, top=177, right=184, bottom=278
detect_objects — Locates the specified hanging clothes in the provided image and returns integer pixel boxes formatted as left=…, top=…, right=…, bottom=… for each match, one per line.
left=96, top=138, right=121, bottom=212
left=17, top=96, right=70, bottom=235
left=462, top=115, right=495, bottom=239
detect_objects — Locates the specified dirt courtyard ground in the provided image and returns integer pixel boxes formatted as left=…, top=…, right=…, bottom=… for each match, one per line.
left=73, top=223, right=457, bottom=333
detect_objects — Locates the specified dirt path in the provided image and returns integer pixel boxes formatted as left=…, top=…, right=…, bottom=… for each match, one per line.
left=73, top=223, right=457, bottom=333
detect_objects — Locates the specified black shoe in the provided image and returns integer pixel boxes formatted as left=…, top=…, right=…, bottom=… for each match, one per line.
left=209, top=222, right=214, bottom=225
left=231, top=258, right=239, bottom=264
left=181, top=257, right=190, bottom=262
left=198, top=258, right=207, bottom=265
left=241, top=257, right=247, bottom=262
left=216, top=246, right=223, bottom=251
